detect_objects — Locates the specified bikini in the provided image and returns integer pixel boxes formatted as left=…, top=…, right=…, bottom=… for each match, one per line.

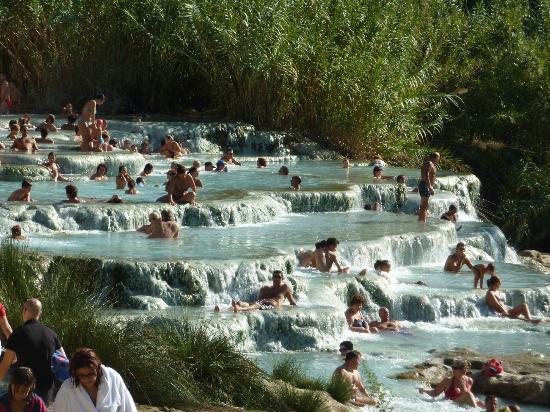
left=444, top=376, right=471, bottom=400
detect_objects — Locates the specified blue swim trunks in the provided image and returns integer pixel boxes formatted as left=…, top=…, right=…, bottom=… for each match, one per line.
left=418, top=181, right=432, bottom=197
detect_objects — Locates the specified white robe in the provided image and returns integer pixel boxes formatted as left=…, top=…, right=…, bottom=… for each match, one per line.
left=52, top=365, right=137, bottom=412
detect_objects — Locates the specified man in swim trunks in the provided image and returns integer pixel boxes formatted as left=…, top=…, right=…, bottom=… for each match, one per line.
left=418, top=152, right=440, bottom=222
left=333, top=351, right=376, bottom=406
left=146, top=212, right=180, bottom=239
left=444, top=242, right=476, bottom=275
left=78, top=94, right=105, bottom=151
left=7, top=180, right=33, bottom=202
left=157, top=164, right=196, bottom=205
left=229, top=270, right=297, bottom=312
left=369, top=307, right=400, bottom=331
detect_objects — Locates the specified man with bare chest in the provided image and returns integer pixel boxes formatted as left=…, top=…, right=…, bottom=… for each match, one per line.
left=11, top=127, right=38, bottom=153
left=225, top=270, right=297, bottom=312
left=444, top=242, right=475, bottom=273
left=333, top=351, right=376, bottom=406
left=418, top=152, right=440, bottom=222
left=146, top=212, right=180, bottom=239
left=78, top=94, right=105, bottom=151
left=157, top=164, right=196, bottom=205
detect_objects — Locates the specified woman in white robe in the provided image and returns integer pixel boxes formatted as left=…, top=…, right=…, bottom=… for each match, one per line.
left=52, top=347, right=136, bottom=412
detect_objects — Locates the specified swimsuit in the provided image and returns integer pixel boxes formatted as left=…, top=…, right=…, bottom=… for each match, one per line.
left=444, top=376, right=471, bottom=400
left=353, top=319, right=368, bottom=328
left=418, top=180, right=432, bottom=197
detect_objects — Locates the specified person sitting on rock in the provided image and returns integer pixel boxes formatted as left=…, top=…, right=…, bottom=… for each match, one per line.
left=486, top=275, right=546, bottom=324
left=333, top=351, right=376, bottom=406
left=418, top=359, right=483, bottom=407
left=8, top=180, right=33, bottom=202
left=345, top=294, right=377, bottom=334
left=441, top=204, right=458, bottom=222
left=63, top=184, right=84, bottom=203
left=157, top=164, right=196, bottom=205
left=10, top=225, right=27, bottom=240
left=216, top=270, right=296, bottom=313
left=369, top=307, right=400, bottom=331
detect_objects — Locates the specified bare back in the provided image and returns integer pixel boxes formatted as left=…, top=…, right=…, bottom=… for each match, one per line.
left=420, top=160, right=436, bottom=185
left=80, top=100, right=96, bottom=123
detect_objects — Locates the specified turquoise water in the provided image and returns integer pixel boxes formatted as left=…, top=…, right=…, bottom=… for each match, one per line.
left=1, top=116, right=548, bottom=411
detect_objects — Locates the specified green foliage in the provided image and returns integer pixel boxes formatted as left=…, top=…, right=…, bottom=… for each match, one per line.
left=362, top=364, right=393, bottom=411
left=272, top=357, right=326, bottom=391
left=276, top=385, right=327, bottom=412
left=0, top=242, right=279, bottom=409
left=325, top=374, right=354, bottom=405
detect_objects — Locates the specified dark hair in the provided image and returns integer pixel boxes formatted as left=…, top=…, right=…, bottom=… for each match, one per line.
left=429, top=152, right=440, bottom=159
left=340, top=341, right=353, bottom=351
left=272, top=270, right=284, bottom=279
left=204, top=162, right=213, bottom=168
left=9, top=367, right=35, bottom=390
left=48, top=152, right=55, bottom=157
left=22, top=179, right=32, bottom=189
left=257, top=157, right=267, bottom=167
left=118, top=165, right=126, bottom=173
left=143, top=163, right=153, bottom=173
left=127, top=179, right=136, bottom=189
left=110, top=139, right=118, bottom=147
left=176, top=164, right=186, bottom=175
left=456, top=242, right=465, bottom=250
left=374, top=259, right=390, bottom=270
left=11, top=225, right=22, bottom=236
left=46, top=114, right=55, bottom=123
left=65, top=184, right=78, bottom=198
left=9, top=119, right=17, bottom=127
left=373, top=165, right=383, bottom=173
left=326, top=237, right=339, bottom=247
left=291, top=175, right=302, bottom=184
left=487, top=263, right=495, bottom=272
left=188, top=166, right=197, bottom=175
left=95, top=93, right=106, bottom=101
left=40, top=128, right=49, bottom=138
left=278, top=166, right=289, bottom=175
left=96, top=163, right=107, bottom=174
left=349, top=294, right=364, bottom=306
left=345, top=350, right=361, bottom=362
left=226, top=147, right=233, bottom=152
left=449, top=205, right=458, bottom=212
left=315, top=240, right=327, bottom=249
left=161, top=209, right=174, bottom=222
left=487, top=275, right=501, bottom=288
left=70, top=348, right=103, bottom=388
left=68, top=114, right=77, bottom=123
left=10, top=122, right=19, bottom=130
left=396, top=174, right=406, bottom=183
left=136, top=177, right=144, bottom=184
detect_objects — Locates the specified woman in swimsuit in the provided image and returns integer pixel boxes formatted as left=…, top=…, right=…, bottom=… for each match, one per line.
left=419, top=360, right=482, bottom=407
left=90, top=163, right=108, bottom=181
left=486, top=275, right=544, bottom=324
left=345, top=294, right=378, bottom=333
left=472, top=263, right=495, bottom=289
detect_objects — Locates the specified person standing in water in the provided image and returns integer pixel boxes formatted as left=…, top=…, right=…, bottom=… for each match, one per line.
left=418, top=152, right=440, bottom=222
left=333, top=351, right=376, bottom=406
left=78, top=94, right=105, bottom=151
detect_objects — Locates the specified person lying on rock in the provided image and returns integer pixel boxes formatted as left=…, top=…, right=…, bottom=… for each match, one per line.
left=418, top=359, right=484, bottom=407
left=333, top=350, right=377, bottom=406
left=215, top=270, right=296, bottom=312
left=486, top=275, right=546, bottom=324
left=345, top=294, right=378, bottom=334
left=369, top=307, right=400, bottom=331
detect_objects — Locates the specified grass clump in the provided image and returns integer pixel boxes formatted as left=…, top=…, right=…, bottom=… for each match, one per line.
left=0, top=241, right=276, bottom=409
left=272, top=357, right=326, bottom=391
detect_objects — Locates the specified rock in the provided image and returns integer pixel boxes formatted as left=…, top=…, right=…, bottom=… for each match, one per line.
left=519, top=250, right=543, bottom=263
left=394, top=347, right=550, bottom=405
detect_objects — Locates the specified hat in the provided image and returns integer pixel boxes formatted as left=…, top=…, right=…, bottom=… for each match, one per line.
left=216, top=160, right=225, bottom=168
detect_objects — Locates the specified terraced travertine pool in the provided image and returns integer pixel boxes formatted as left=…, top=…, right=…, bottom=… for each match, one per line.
left=1, top=115, right=548, bottom=411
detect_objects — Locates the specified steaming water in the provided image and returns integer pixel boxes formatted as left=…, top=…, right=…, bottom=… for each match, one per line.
left=1, top=115, right=548, bottom=410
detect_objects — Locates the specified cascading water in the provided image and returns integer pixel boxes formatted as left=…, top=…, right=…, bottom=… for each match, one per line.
left=1, top=115, right=548, bottom=411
